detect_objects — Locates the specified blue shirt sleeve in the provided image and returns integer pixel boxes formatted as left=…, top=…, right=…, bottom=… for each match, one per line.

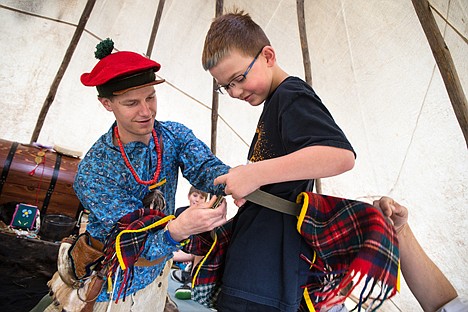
left=73, top=137, right=177, bottom=263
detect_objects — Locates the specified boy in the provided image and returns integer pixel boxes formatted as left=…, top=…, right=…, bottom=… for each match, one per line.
left=202, top=10, right=355, bottom=312
left=172, top=186, right=209, bottom=299
left=175, top=186, right=209, bottom=216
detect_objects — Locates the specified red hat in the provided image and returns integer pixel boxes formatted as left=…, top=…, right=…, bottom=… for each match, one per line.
left=81, top=39, right=164, bottom=97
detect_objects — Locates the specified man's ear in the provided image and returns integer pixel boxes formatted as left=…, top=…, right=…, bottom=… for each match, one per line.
left=98, top=97, right=113, bottom=112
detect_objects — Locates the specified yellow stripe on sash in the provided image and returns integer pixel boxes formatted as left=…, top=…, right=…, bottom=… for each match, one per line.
left=296, top=192, right=318, bottom=311
left=296, top=192, right=309, bottom=233
left=191, top=230, right=218, bottom=287
left=115, top=215, right=175, bottom=270
left=397, top=260, right=401, bottom=292
left=303, top=287, right=316, bottom=312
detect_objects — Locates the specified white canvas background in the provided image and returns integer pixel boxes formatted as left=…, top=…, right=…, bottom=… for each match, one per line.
left=0, top=1, right=466, bottom=310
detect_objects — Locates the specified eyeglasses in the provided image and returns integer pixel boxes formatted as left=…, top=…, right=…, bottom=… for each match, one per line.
left=215, top=48, right=264, bottom=94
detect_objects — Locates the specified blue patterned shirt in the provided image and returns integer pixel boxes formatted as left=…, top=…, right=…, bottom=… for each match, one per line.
left=73, top=120, right=229, bottom=301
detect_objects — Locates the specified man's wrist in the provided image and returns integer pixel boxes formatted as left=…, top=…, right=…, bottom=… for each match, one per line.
left=396, top=223, right=409, bottom=235
left=164, top=221, right=189, bottom=246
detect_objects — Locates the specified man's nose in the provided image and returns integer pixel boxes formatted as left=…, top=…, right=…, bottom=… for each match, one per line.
left=139, top=102, right=151, bottom=115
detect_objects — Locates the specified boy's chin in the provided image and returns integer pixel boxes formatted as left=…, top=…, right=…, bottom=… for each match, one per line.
left=248, top=99, right=265, bottom=106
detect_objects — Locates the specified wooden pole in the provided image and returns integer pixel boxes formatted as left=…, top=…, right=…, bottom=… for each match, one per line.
left=146, top=0, right=166, bottom=58
left=30, top=0, right=97, bottom=144
left=412, top=0, right=468, bottom=148
left=211, top=80, right=220, bottom=155
left=296, top=0, right=312, bottom=86
left=210, top=0, right=224, bottom=154
left=297, top=0, right=322, bottom=193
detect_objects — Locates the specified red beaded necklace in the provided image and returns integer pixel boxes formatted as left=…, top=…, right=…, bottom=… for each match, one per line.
left=114, top=126, right=162, bottom=186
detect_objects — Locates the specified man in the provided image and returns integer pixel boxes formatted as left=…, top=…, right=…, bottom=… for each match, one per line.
left=45, top=38, right=230, bottom=311
left=374, top=197, right=467, bottom=312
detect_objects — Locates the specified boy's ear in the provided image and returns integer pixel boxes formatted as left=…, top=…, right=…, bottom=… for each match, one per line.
left=262, top=46, right=276, bottom=66
left=99, top=97, right=113, bottom=112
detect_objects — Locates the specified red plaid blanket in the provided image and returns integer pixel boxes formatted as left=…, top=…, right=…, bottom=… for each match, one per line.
left=186, top=192, right=400, bottom=311
left=296, top=192, right=399, bottom=311
left=102, top=208, right=173, bottom=302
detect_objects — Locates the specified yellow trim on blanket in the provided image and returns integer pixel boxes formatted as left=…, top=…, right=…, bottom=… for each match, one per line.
left=296, top=192, right=309, bottom=233
left=115, top=215, right=175, bottom=270
left=303, top=287, right=316, bottom=312
left=397, top=260, right=401, bottom=292
left=107, top=274, right=113, bottom=293
left=191, top=230, right=218, bottom=287
left=297, top=192, right=317, bottom=311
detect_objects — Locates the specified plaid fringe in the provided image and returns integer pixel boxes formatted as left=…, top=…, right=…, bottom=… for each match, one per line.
left=296, top=192, right=400, bottom=311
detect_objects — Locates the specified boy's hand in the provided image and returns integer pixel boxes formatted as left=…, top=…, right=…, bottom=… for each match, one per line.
left=167, top=195, right=227, bottom=241
left=373, top=196, right=408, bottom=234
left=214, top=165, right=260, bottom=200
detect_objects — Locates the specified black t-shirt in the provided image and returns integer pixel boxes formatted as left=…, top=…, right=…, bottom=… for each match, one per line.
left=220, top=77, right=355, bottom=311
left=175, top=205, right=189, bottom=217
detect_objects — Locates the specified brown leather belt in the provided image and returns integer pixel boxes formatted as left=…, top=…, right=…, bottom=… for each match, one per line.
left=135, top=256, right=165, bottom=267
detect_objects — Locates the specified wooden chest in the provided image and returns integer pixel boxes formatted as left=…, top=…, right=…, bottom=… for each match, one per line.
left=0, top=138, right=82, bottom=218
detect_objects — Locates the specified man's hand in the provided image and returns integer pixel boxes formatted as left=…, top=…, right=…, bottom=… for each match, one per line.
left=373, top=196, right=409, bottom=234
left=374, top=196, right=460, bottom=311
left=167, top=195, right=227, bottom=242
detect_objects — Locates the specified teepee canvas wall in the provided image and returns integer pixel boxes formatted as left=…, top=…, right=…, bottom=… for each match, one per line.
left=0, top=0, right=466, bottom=310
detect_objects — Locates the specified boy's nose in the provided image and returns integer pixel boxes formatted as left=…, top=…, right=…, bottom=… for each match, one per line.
left=228, top=85, right=243, bottom=98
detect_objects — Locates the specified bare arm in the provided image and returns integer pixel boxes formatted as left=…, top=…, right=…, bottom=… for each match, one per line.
left=215, top=146, right=355, bottom=199
left=374, top=197, right=458, bottom=311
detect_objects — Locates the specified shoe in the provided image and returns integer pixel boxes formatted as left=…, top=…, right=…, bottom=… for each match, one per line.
left=171, top=269, right=183, bottom=283
left=170, top=268, right=191, bottom=284
left=174, top=284, right=191, bottom=300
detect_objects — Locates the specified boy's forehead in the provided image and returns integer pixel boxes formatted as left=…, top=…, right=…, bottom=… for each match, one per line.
left=210, top=50, right=251, bottom=81
left=224, top=48, right=252, bottom=61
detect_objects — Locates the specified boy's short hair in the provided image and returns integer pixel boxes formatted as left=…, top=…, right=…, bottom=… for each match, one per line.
left=202, top=10, right=270, bottom=70
left=189, top=186, right=208, bottom=200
